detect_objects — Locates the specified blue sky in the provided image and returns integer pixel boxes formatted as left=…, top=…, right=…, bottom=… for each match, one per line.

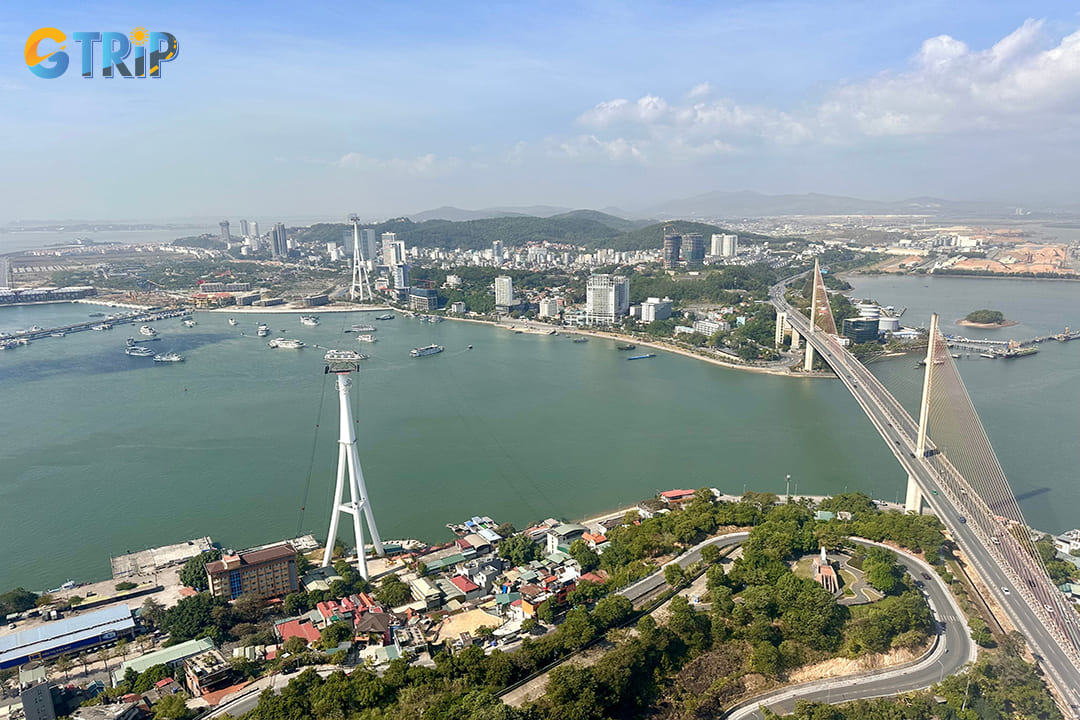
left=3, top=1, right=1080, bottom=221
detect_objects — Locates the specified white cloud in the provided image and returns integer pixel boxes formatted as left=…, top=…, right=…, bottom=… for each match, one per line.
left=688, top=82, right=711, bottom=99
left=562, top=19, right=1080, bottom=165
left=818, top=19, right=1080, bottom=136
left=335, top=152, right=457, bottom=175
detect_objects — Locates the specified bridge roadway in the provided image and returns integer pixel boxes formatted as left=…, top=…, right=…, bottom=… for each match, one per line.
left=772, top=277, right=1080, bottom=717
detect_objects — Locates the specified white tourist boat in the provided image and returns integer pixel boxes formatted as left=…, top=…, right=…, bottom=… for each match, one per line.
left=140, top=325, right=158, bottom=336
left=256, top=323, right=270, bottom=337
left=182, top=319, right=197, bottom=327
left=300, top=315, right=320, bottom=326
left=154, top=352, right=185, bottom=362
left=228, top=318, right=238, bottom=326
left=267, top=338, right=305, bottom=349
left=125, top=345, right=155, bottom=357
left=355, top=334, right=377, bottom=343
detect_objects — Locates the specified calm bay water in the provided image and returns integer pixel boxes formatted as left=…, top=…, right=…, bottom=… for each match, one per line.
left=1, top=274, right=1078, bottom=590
left=0, top=305, right=898, bottom=590
left=849, top=274, right=1080, bottom=540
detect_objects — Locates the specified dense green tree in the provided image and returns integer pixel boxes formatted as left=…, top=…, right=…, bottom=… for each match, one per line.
left=374, top=575, right=411, bottom=607
left=498, top=534, right=541, bottom=566
left=161, top=592, right=229, bottom=643
left=178, top=550, right=222, bottom=591
left=568, top=540, right=600, bottom=573
left=153, top=692, right=191, bottom=720
left=0, top=588, right=38, bottom=616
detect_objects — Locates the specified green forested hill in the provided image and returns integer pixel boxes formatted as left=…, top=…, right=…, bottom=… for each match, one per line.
left=294, top=214, right=762, bottom=252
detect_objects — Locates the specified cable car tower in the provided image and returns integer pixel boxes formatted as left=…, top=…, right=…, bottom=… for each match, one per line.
left=322, top=350, right=384, bottom=579
left=348, top=214, right=373, bottom=302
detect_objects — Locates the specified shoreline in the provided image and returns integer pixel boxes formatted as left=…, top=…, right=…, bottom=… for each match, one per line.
left=207, top=304, right=393, bottom=314
left=439, top=314, right=823, bottom=379
left=956, top=319, right=1018, bottom=329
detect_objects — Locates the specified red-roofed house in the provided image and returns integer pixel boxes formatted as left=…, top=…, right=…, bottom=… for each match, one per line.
left=277, top=618, right=321, bottom=646
left=660, top=489, right=695, bottom=506
left=582, top=532, right=606, bottom=548
left=449, top=575, right=482, bottom=601
left=580, top=572, right=606, bottom=585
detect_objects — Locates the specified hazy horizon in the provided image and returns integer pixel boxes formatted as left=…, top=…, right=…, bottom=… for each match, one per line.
left=5, top=2, right=1080, bottom=222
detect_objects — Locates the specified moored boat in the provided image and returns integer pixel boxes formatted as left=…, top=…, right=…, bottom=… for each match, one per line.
left=627, top=353, right=656, bottom=360
left=375, top=313, right=395, bottom=320
left=267, top=338, right=305, bottom=349
left=125, top=345, right=155, bottom=357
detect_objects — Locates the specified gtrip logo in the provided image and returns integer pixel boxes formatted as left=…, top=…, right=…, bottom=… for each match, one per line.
left=25, top=27, right=179, bottom=79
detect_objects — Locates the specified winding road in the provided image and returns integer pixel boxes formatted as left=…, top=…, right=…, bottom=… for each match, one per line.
left=620, top=532, right=974, bottom=718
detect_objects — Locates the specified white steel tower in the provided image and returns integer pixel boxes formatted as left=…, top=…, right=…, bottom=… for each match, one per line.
left=322, top=350, right=385, bottom=578
left=348, top=214, right=373, bottom=302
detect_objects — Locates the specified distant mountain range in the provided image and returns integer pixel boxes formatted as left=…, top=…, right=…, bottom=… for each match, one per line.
left=645, top=191, right=1022, bottom=219
left=410, top=192, right=1032, bottom=223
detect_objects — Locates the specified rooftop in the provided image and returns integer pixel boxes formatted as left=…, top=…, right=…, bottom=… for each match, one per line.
left=205, top=542, right=295, bottom=574
left=113, top=637, right=214, bottom=683
left=1, top=606, right=134, bottom=669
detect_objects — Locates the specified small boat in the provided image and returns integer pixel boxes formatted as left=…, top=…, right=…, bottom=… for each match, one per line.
left=627, top=353, right=656, bottom=360
left=410, top=344, right=444, bottom=357
left=28, top=326, right=44, bottom=332
left=182, top=319, right=197, bottom=327
left=467, top=345, right=473, bottom=350
left=980, top=353, right=996, bottom=359
left=375, top=313, right=395, bottom=320
left=140, top=325, right=158, bottom=336
left=125, top=345, right=155, bottom=357
left=257, top=324, right=270, bottom=337
left=267, top=338, right=305, bottom=349
left=89, top=312, right=105, bottom=318
left=50, top=332, right=66, bottom=338
left=154, top=352, right=184, bottom=362
left=228, top=318, right=238, bottom=326
left=355, top=334, right=377, bottom=343
left=350, top=324, right=376, bottom=332
left=616, top=344, right=637, bottom=351
left=572, top=337, right=588, bottom=343
left=92, top=323, right=112, bottom=331
left=951, top=353, right=961, bottom=359
left=300, top=315, right=320, bottom=326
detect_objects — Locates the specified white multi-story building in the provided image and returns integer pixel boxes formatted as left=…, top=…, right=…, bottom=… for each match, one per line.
left=538, top=298, right=560, bottom=318
left=445, top=274, right=461, bottom=287
left=381, top=233, right=406, bottom=267
left=693, top=319, right=728, bottom=336
left=586, top=274, right=630, bottom=325
left=719, top=234, right=739, bottom=257
left=450, top=301, right=467, bottom=314
left=494, top=276, right=514, bottom=307
left=640, top=296, right=672, bottom=323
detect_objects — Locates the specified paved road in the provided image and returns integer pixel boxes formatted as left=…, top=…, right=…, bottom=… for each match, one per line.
left=772, top=277, right=1080, bottom=717
left=725, top=538, right=973, bottom=719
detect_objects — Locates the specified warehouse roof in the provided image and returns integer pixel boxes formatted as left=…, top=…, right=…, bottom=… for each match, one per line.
left=0, top=606, right=134, bottom=668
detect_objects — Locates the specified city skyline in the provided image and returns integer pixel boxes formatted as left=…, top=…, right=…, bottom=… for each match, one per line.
left=4, top=2, right=1080, bottom=222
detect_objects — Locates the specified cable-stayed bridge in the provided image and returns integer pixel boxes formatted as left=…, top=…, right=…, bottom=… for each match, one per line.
left=771, top=264, right=1080, bottom=718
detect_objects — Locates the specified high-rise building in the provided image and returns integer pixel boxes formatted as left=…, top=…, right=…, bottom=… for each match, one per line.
left=360, top=229, right=378, bottom=265
left=392, top=263, right=410, bottom=290
left=718, top=234, right=738, bottom=257
left=205, top=543, right=298, bottom=600
left=271, top=223, right=288, bottom=258
left=494, top=276, right=514, bottom=307
left=684, top=233, right=704, bottom=267
left=492, top=240, right=504, bottom=264
left=538, top=298, right=560, bottom=318
left=250, top=221, right=259, bottom=239
left=662, top=229, right=682, bottom=269
left=239, top=219, right=250, bottom=238
left=248, top=235, right=260, bottom=253
left=219, top=220, right=231, bottom=242
left=586, top=274, right=630, bottom=325
left=380, top=232, right=406, bottom=267
left=640, top=296, right=672, bottom=323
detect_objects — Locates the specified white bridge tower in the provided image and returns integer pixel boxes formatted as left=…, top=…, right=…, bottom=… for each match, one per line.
left=322, top=351, right=385, bottom=579
left=348, top=214, right=373, bottom=302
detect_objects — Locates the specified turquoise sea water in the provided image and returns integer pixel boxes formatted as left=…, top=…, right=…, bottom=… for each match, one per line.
left=1, top=274, right=1077, bottom=590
